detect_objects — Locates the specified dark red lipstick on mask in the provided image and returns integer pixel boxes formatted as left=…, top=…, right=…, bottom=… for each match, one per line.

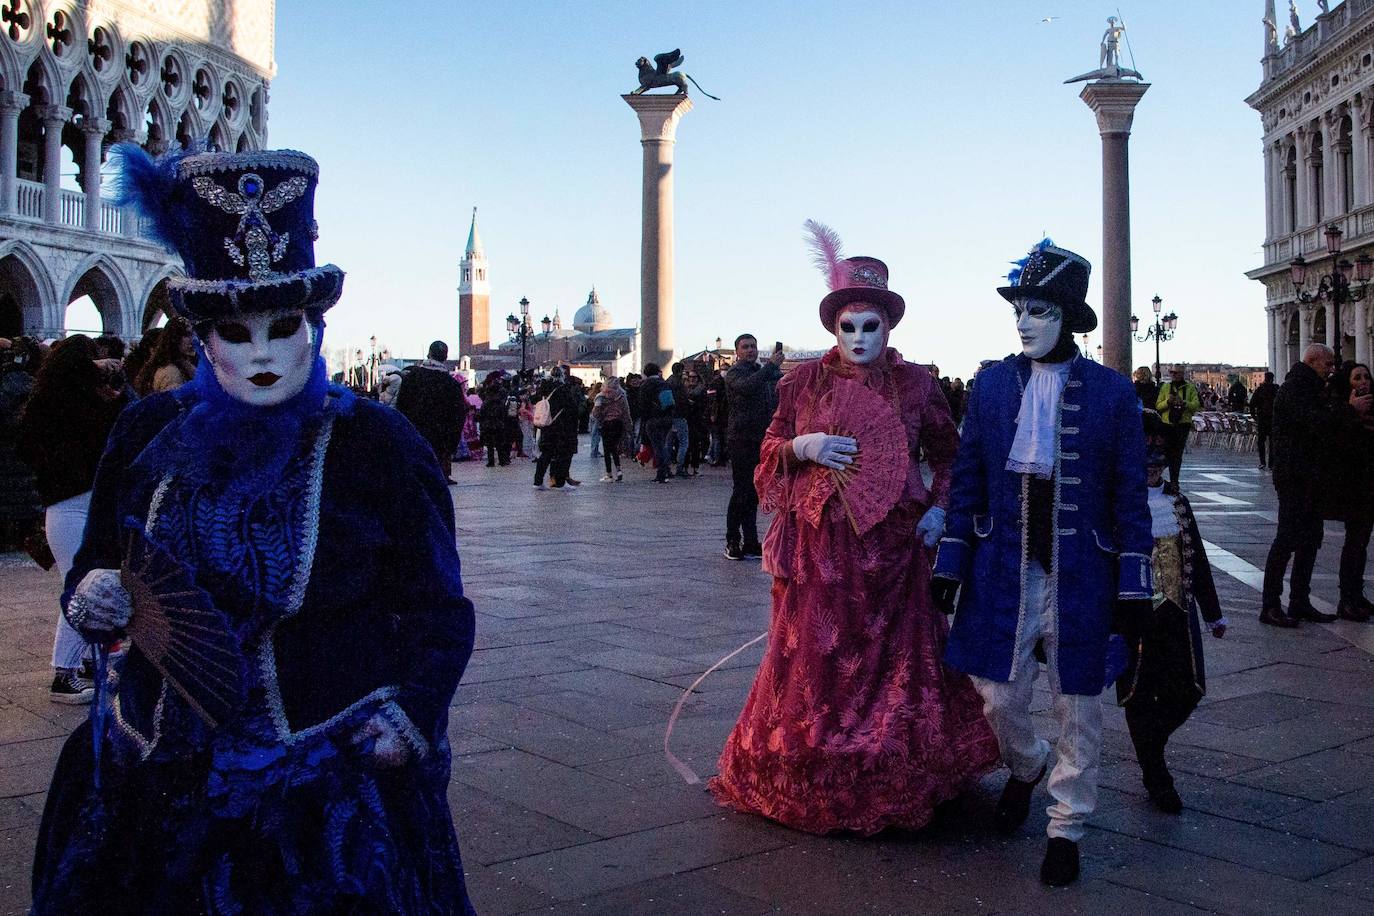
left=249, top=372, right=281, bottom=387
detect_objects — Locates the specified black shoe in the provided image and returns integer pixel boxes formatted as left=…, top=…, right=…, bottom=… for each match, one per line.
left=1040, top=838, right=1080, bottom=887
left=742, top=542, right=764, bottom=559
left=1147, top=784, right=1184, bottom=814
left=1290, top=601, right=1336, bottom=623
left=1259, top=605, right=1299, bottom=628
left=1359, top=596, right=1374, bottom=616
left=486, top=462, right=495, bottom=468
left=994, top=764, right=1046, bottom=834
left=50, top=669, right=95, bottom=705
left=1337, top=600, right=1372, bottom=623
left=724, top=543, right=744, bottom=561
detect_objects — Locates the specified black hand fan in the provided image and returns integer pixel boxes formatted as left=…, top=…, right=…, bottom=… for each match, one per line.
left=120, top=528, right=247, bottom=727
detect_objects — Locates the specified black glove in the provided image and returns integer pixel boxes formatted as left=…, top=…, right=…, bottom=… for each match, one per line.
left=931, top=577, right=960, bottom=615
left=1113, top=598, right=1154, bottom=642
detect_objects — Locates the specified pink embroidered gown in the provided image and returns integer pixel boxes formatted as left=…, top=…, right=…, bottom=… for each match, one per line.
left=709, top=348, right=999, bottom=835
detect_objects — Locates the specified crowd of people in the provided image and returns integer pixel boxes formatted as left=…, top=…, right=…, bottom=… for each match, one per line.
left=1, top=145, right=1369, bottom=912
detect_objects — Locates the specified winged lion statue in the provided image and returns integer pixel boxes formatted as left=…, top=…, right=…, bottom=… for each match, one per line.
left=631, top=49, right=720, bottom=100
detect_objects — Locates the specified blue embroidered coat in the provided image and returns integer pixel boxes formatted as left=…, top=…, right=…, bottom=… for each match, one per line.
left=31, top=386, right=477, bottom=914
left=934, top=354, right=1152, bottom=696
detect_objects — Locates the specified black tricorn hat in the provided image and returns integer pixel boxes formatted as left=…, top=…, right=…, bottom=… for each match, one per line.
left=996, top=239, right=1096, bottom=334
left=112, top=145, right=344, bottom=325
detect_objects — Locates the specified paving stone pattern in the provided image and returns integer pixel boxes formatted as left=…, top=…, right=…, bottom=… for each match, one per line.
left=0, top=445, right=1371, bottom=914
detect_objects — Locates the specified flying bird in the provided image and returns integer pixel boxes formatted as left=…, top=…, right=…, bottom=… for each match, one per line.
left=1040, top=16, right=1059, bottom=23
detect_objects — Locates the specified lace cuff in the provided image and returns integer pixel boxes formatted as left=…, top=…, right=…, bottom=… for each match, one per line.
left=379, top=700, right=429, bottom=761
left=66, top=593, right=93, bottom=632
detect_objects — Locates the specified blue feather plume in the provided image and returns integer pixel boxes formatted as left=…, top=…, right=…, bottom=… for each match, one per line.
left=1005, top=236, right=1055, bottom=285
left=108, top=142, right=198, bottom=254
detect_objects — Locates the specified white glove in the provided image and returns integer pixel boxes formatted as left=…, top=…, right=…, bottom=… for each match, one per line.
left=792, top=433, right=858, bottom=470
left=916, top=506, right=946, bottom=548
left=67, top=568, right=133, bottom=635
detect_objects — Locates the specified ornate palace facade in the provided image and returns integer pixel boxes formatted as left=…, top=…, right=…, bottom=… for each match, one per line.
left=1, top=0, right=275, bottom=340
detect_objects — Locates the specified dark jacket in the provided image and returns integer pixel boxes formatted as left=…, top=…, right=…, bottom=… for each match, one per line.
left=17, top=386, right=128, bottom=507
left=538, top=381, right=579, bottom=450
left=724, top=359, right=782, bottom=447
left=395, top=362, right=467, bottom=455
left=0, top=367, right=41, bottom=522
left=1249, top=381, right=1278, bottom=427
left=1270, top=362, right=1329, bottom=491
left=1133, top=379, right=1158, bottom=410
left=1322, top=400, right=1374, bottom=521
left=638, top=376, right=675, bottom=423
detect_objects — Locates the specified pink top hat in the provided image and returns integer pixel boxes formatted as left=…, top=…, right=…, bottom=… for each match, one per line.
left=819, top=256, right=906, bottom=334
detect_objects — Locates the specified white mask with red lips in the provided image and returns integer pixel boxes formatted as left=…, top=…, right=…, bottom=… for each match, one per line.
left=201, top=309, right=315, bottom=407
left=835, top=306, right=889, bottom=366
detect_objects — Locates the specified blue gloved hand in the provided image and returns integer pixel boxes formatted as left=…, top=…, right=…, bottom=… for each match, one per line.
left=915, top=506, right=946, bottom=548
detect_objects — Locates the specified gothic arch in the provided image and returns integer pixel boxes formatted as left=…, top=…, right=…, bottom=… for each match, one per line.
left=22, top=55, right=61, bottom=106
left=61, top=253, right=133, bottom=336
left=139, top=265, right=182, bottom=331
left=0, top=240, right=55, bottom=336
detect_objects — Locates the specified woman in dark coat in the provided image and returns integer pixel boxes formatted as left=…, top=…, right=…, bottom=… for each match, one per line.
left=0, top=336, right=43, bottom=552
left=31, top=145, right=476, bottom=914
left=1322, top=362, right=1374, bottom=621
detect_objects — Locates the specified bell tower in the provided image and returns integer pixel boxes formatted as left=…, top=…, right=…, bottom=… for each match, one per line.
left=458, top=208, right=491, bottom=356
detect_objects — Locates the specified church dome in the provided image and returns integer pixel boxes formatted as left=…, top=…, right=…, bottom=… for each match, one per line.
left=573, top=288, right=612, bottom=333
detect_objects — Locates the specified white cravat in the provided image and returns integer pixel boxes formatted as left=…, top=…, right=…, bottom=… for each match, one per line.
left=1007, top=360, right=1071, bottom=479
left=1147, top=483, right=1180, bottom=537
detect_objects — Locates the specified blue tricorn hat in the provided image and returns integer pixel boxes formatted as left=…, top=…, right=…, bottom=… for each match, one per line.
left=996, top=238, right=1096, bottom=334
left=111, top=145, right=344, bottom=324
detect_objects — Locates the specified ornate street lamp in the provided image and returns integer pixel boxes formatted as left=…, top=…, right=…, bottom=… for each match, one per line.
left=1131, top=294, right=1178, bottom=383
left=1290, top=224, right=1373, bottom=366
left=506, top=296, right=534, bottom=374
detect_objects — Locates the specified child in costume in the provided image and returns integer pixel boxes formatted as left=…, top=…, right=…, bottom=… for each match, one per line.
left=30, top=146, right=478, bottom=914
left=1118, top=411, right=1227, bottom=813
left=933, top=239, right=1152, bottom=886
left=710, top=222, right=999, bottom=835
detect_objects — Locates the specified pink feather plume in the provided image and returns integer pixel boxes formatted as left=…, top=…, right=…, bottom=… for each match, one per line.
left=803, top=219, right=845, bottom=292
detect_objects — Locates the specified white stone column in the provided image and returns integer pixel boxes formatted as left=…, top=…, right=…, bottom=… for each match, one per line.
left=623, top=93, right=694, bottom=371
left=1266, top=306, right=1278, bottom=372
left=1354, top=105, right=1370, bottom=208
left=34, top=105, right=71, bottom=225
left=1355, top=300, right=1370, bottom=366
left=1300, top=304, right=1315, bottom=347
left=79, top=117, right=110, bottom=232
left=1297, top=129, right=1314, bottom=228
left=108, top=128, right=144, bottom=238
left=1263, top=143, right=1276, bottom=239
left=1079, top=80, right=1149, bottom=378
left=0, top=90, right=28, bottom=216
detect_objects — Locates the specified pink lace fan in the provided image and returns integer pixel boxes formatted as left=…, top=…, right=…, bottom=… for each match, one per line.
left=800, top=377, right=909, bottom=536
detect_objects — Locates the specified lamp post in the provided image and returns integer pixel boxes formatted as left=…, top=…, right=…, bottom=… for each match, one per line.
left=1131, top=294, right=1178, bottom=383
left=1289, top=224, right=1373, bottom=366
left=540, top=314, right=552, bottom=369
left=505, top=296, right=535, bottom=375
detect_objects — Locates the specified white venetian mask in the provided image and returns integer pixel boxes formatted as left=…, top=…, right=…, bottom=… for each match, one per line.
left=1014, top=298, right=1064, bottom=360
left=202, top=309, right=315, bottom=407
left=836, top=306, right=888, bottom=366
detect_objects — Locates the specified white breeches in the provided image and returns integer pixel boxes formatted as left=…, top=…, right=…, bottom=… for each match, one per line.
left=970, top=565, right=1103, bottom=842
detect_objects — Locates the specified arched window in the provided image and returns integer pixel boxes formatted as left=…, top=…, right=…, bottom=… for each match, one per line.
left=1339, top=114, right=1354, bottom=214
left=1311, top=129, right=1325, bottom=224
left=1285, top=144, right=1298, bottom=233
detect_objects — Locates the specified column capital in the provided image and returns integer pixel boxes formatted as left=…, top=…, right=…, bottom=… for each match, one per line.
left=32, top=104, right=72, bottom=126
left=622, top=93, right=694, bottom=143
left=1078, top=81, right=1150, bottom=136
left=0, top=90, right=29, bottom=114
left=78, top=116, right=111, bottom=136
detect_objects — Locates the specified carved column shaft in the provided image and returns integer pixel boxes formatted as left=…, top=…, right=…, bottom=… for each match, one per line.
left=623, top=93, right=693, bottom=371
left=0, top=90, right=28, bottom=216
left=34, top=105, right=72, bottom=225
left=80, top=117, right=110, bottom=232
left=1079, top=80, right=1149, bottom=378
left=1355, top=107, right=1372, bottom=209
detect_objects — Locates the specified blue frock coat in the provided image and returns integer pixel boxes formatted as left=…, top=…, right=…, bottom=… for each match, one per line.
left=934, top=353, right=1152, bottom=696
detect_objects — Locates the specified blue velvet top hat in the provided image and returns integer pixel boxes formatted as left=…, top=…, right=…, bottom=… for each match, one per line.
left=996, top=238, right=1096, bottom=333
left=112, top=145, right=344, bottom=325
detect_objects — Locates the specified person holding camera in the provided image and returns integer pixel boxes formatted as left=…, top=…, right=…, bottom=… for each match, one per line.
left=722, top=334, right=783, bottom=558
left=16, top=335, right=130, bottom=703
left=1155, top=365, right=1200, bottom=484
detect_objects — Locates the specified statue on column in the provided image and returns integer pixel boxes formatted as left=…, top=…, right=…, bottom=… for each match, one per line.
left=631, top=49, right=721, bottom=100
left=1317, top=1, right=1329, bottom=16
left=1065, top=17, right=1143, bottom=83
left=1287, top=0, right=1301, bottom=43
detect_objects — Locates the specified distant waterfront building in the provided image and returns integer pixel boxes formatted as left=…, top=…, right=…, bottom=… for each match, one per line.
left=1247, top=0, right=1374, bottom=377
left=1, top=0, right=275, bottom=339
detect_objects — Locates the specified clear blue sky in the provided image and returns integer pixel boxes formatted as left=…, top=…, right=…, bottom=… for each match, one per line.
left=267, top=0, right=1270, bottom=379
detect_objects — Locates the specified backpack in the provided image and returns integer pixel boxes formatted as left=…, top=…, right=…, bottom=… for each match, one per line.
left=657, top=388, right=676, bottom=414
left=532, top=397, right=557, bottom=428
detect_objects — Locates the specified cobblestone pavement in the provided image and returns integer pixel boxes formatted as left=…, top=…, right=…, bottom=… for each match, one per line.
left=2, top=443, right=1372, bottom=914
